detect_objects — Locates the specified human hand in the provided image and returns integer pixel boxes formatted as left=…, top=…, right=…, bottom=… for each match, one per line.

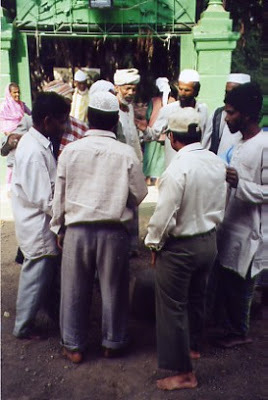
left=135, top=118, right=147, bottom=132
left=7, top=134, right=21, bottom=149
left=151, top=250, right=157, bottom=267
left=226, top=167, right=239, bottom=188
left=57, top=233, right=65, bottom=250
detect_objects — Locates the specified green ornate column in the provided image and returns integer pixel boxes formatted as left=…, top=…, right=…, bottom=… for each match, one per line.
left=192, top=0, right=240, bottom=112
left=14, top=32, right=32, bottom=108
left=0, top=7, right=14, bottom=101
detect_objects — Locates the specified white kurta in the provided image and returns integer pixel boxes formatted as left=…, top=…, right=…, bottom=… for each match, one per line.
left=119, top=105, right=143, bottom=162
left=11, top=127, right=58, bottom=259
left=217, top=130, right=268, bottom=278
left=143, top=100, right=209, bottom=167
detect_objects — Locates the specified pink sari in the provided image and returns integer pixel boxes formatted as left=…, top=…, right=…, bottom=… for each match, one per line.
left=0, top=84, right=28, bottom=133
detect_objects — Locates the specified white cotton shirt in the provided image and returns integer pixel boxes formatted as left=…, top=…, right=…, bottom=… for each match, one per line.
left=50, top=129, right=148, bottom=235
left=11, top=127, right=58, bottom=259
left=143, top=101, right=209, bottom=167
left=217, top=130, right=268, bottom=278
left=145, top=142, right=227, bottom=249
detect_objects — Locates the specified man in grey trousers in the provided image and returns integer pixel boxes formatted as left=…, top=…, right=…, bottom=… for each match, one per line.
left=145, top=107, right=227, bottom=391
left=50, top=91, right=147, bottom=364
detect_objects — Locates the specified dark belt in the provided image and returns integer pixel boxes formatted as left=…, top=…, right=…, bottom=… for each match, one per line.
left=169, top=228, right=216, bottom=241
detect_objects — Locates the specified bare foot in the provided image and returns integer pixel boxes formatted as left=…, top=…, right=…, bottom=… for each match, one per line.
left=190, top=350, right=201, bottom=359
left=156, top=372, right=198, bottom=391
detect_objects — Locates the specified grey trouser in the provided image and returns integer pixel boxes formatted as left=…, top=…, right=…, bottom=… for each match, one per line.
left=13, top=256, right=57, bottom=337
left=155, top=230, right=217, bottom=373
left=60, top=223, right=130, bottom=352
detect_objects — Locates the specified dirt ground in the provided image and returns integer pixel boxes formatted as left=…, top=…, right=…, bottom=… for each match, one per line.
left=1, top=216, right=266, bottom=400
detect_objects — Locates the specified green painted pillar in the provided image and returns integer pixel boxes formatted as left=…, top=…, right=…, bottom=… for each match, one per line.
left=192, top=0, right=240, bottom=112
left=0, top=7, right=14, bottom=101
left=180, top=33, right=196, bottom=72
left=14, top=32, right=32, bottom=108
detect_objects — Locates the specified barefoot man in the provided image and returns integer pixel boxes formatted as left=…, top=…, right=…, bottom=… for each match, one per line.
left=145, top=108, right=227, bottom=390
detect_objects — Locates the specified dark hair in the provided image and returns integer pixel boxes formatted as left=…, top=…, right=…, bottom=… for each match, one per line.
left=88, top=108, right=119, bottom=131
left=172, top=123, right=201, bottom=144
left=192, top=81, right=200, bottom=97
left=32, top=92, right=70, bottom=125
left=224, top=82, right=263, bottom=122
left=9, top=82, right=19, bottom=91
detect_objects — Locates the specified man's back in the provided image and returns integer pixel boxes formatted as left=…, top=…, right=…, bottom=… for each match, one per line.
left=164, top=145, right=227, bottom=235
left=53, top=129, right=147, bottom=228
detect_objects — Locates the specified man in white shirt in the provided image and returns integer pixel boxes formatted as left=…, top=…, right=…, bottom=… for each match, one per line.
left=50, top=92, right=147, bottom=364
left=12, top=92, right=70, bottom=339
left=202, top=73, right=251, bottom=155
left=145, top=108, right=226, bottom=391
left=114, top=68, right=143, bottom=256
left=215, top=82, right=268, bottom=348
left=70, top=69, right=89, bottom=123
left=136, top=69, right=209, bottom=167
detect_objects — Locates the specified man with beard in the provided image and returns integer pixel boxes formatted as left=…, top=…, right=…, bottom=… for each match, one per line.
left=202, top=73, right=251, bottom=155
left=136, top=69, right=209, bottom=166
left=215, top=82, right=268, bottom=348
left=114, top=68, right=143, bottom=256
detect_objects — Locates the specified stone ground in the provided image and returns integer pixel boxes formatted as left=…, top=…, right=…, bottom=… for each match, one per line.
left=1, top=184, right=267, bottom=400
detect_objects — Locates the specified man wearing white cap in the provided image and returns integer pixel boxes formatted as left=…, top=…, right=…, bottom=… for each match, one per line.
left=51, top=91, right=147, bottom=364
left=145, top=107, right=226, bottom=390
left=70, top=69, right=89, bottom=123
left=114, top=68, right=143, bottom=256
left=202, top=73, right=251, bottom=155
left=137, top=69, right=209, bottom=167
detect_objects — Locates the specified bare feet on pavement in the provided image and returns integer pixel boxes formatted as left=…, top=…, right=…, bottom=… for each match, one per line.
left=156, top=372, right=198, bottom=391
left=190, top=350, right=201, bottom=359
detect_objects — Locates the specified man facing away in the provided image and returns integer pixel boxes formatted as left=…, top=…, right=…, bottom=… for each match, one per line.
left=214, top=82, right=268, bottom=348
left=136, top=69, right=209, bottom=167
left=12, top=92, right=70, bottom=339
left=50, top=92, right=147, bottom=363
left=202, top=73, right=251, bottom=155
left=145, top=108, right=227, bottom=390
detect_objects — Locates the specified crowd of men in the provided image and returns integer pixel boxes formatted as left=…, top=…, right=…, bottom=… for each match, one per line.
left=1, top=66, right=267, bottom=392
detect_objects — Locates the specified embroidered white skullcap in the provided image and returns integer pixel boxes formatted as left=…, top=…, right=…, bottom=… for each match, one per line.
left=42, top=80, right=74, bottom=100
left=114, top=68, right=140, bottom=85
left=155, top=77, right=171, bottom=106
left=227, top=73, right=251, bottom=84
left=179, top=69, right=200, bottom=83
left=89, top=91, right=119, bottom=112
left=168, top=107, right=201, bottom=135
left=74, top=69, right=87, bottom=82
left=89, top=80, right=115, bottom=97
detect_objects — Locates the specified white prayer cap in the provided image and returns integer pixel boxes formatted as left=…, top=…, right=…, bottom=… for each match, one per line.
left=89, top=91, right=119, bottom=112
left=74, top=69, right=87, bottom=82
left=89, top=80, right=115, bottom=97
left=167, top=107, right=201, bottom=135
left=178, top=69, right=200, bottom=83
left=155, top=77, right=171, bottom=106
left=114, top=68, right=140, bottom=85
left=227, top=73, right=251, bottom=84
